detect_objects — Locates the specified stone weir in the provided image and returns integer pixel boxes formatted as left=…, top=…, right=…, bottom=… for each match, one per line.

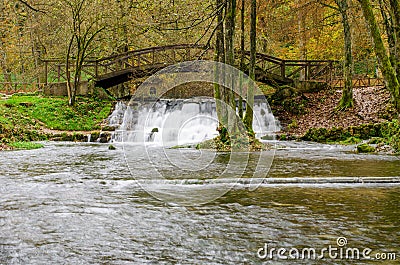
left=106, top=97, right=280, bottom=145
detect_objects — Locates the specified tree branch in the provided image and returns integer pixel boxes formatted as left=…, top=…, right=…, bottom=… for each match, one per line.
left=16, top=0, right=46, bottom=13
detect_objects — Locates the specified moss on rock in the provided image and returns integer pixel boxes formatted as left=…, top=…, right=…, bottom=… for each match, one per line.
left=196, top=135, right=268, bottom=152
left=357, top=143, right=376, bottom=153
left=300, top=120, right=400, bottom=153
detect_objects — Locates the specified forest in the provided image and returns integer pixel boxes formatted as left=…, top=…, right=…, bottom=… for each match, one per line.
left=0, top=0, right=399, bottom=101
left=1, top=1, right=400, bottom=263
left=0, top=0, right=400, bottom=151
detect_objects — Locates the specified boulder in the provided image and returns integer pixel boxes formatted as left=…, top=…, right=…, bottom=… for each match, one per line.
left=99, top=132, right=111, bottom=143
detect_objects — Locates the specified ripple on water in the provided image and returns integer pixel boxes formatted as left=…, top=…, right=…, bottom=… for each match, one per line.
left=0, top=142, right=399, bottom=264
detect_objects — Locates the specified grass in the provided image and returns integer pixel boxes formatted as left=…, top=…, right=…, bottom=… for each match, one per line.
left=0, top=94, right=112, bottom=131
left=0, top=94, right=113, bottom=149
left=9, top=141, right=44, bottom=150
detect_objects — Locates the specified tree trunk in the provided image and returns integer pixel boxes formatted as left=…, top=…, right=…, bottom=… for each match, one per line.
left=238, top=0, right=245, bottom=119
left=214, top=0, right=225, bottom=127
left=224, top=0, right=237, bottom=137
left=66, top=35, right=74, bottom=106
left=358, top=0, right=400, bottom=111
left=244, top=0, right=256, bottom=133
left=389, top=0, right=400, bottom=78
left=298, top=0, right=307, bottom=80
left=337, top=0, right=354, bottom=110
left=378, top=0, right=397, bottom=78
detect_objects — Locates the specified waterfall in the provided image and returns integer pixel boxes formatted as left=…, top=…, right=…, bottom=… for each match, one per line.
left=108, top=97, right=279, bottom=145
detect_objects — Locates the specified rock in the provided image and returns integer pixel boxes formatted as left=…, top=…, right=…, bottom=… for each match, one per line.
left=101, top=125, right=117, bottom=131
left=72, top=133, right=85, bottom=141
left=108, top=145, right=116, bottom=150
left=341, top=136, right=361, bottom=145
left=99, top=132, right=111, bottom=143
left=261, top=134, right=276, bottom=140
left=151, top=127, right=159, bottom=133
left=19, top=102, right=34, bottom=107
left=357, top=143, right=375, bottom=153
left=375, top=143, right=395, bottom=154
left=90, top=132, right=100, bottom=142
left=273, top=86, right=296, bottom=101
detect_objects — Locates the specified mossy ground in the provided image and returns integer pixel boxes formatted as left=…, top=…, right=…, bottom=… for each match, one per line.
left=300, top=120, right=400, bottom=153
left=196, top=134, right=267, bottom=152
left=0, top=93, right=112, bottom=150
left=9, top=141, right=44, bottom=150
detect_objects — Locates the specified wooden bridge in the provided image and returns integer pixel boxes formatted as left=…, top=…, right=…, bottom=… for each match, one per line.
left=41, top=44, right=383, bottom=91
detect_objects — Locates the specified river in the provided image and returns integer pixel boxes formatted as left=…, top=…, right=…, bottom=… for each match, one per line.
left=0, top=141, right=399, bottom=264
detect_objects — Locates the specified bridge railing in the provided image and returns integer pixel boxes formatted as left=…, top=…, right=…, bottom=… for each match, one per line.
left=39, top=44, right=384, bottom=89
left=89, top=44, right=214, bottom=78
left=0, top=82, right=44, bottom=94
left=241, top=50, right=339, bottom=84
left=41, top=59, right=98, bottom=84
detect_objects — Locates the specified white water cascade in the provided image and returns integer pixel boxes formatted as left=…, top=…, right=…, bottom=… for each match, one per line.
left=108, top=98, right=279, bottom=145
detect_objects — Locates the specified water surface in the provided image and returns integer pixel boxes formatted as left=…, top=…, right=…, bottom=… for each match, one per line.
left=0, top=142, right=399, bottom=264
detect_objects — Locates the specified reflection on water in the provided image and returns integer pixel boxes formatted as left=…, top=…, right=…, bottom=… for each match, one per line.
left=0, top=142, right=399, bottom=264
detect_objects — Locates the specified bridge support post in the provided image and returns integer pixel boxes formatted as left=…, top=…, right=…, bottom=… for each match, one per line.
left=95, top=60, right=99, bottom=77
left=280, top=61, right=286, bottom=79
left=305, top=62, right=310, bottom=80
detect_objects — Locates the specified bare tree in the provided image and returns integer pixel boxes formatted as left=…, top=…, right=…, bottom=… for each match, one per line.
left=64, top=0, right=104, bottom=105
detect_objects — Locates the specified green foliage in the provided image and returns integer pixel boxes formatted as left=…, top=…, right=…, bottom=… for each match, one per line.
left=368, top=137, right=384, bottom=144
left=287, top=119, right=298, bottom=130
left=279, top=134, right=287, bottom=141
left=196, top=133, right=265, bottom=152
left=301, top=126, right=351, bottom=143
left=279, top=98, right=308, bottom=115
left=380, top=119, right=400, bottom=152
left=9, top=142, right=44, bottom=150
left=257, top=83, right=276, bottom=95
left=301, top=121, right=400, bottom=152
left=340, top=136, right=362, bottom=145
left=357, top=143, right=376, bottom=153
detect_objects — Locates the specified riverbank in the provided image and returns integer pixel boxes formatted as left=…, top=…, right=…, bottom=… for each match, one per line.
left=1, top=88, right=399, bottom=153
left=272, top=86, right=397, bottom=135
left=0, top=93, right=113, bottom=150
left=270, top=86, right=400, bottom=153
